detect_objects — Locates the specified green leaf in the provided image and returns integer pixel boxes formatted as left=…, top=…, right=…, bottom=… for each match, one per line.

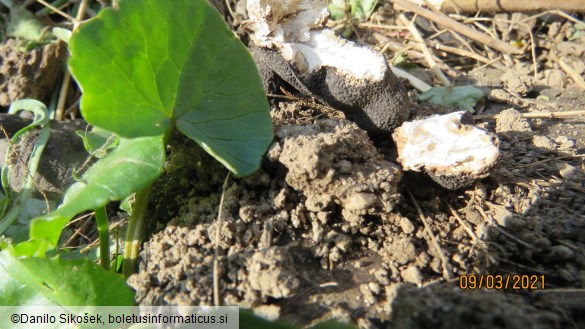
left=417, top=86, right=484, bottom=113
left=328, top=0, right=348, bottom=20
left=120, top=193, right=134, bottom=216
left=350, top=0, right=377, bottom=21
left=30, top=135, right=165, bottom=248
left=76, top=126, right=120, bottom=158
left=68, top=0, right=273, bottom=176
left=0, top=251, right=135, bottom=306
left=4, top=199, right=57, bottom=244
left=51, top=27, right=71, bottom=44
left=328, top=0, right=378, bottom=21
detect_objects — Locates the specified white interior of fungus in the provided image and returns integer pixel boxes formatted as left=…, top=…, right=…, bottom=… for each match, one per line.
left=289, top=30, right=386, bottom=81
left=245, top=0, right=385, bottom=81
left=394, top=112, right=500, bottom=176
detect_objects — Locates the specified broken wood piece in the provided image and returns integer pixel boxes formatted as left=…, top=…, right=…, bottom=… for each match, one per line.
left=390, top=66, right=433, bottom=92
left=245, top=0, right=411, bottom=139
left=559, top=59, right=585, bottom=90
left=474, top=110, right=585, bottom=120
left=389, top=0, right=523, bottom=55
left=397, top=13, right=451, bottom=86
left=406, top=0, right=585, bottom=13
left=393, top=111, right=500, bottom=190
left=429, top=42, right=508, bottom=71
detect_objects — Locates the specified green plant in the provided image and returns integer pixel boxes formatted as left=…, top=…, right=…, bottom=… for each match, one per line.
left=1, top=0, right=272, bottom=306
left=329, top=0, right=378, bottom=21
left=328, top=0, right=378, bottom=37
left=43, top=0, right=271, bottom=274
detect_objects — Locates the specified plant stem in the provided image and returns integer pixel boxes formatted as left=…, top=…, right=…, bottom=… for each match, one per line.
left=122, top=183, right=153, bottom=277
left=94, top=206, right=110, bottom=271
left=122, top=130, right=170, bottom=277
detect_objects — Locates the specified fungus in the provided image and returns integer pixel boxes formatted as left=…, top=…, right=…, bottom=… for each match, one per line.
left=245, top=0, right=411, bottom=139
left=392, top=111, right=500, bottom=190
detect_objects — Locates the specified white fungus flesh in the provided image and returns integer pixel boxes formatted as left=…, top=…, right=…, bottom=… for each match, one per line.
left=392, top=112, right=500, bottom=178
left=246, top=0, right=386, bottom=81
left=291, top=30, right=386, bottom=81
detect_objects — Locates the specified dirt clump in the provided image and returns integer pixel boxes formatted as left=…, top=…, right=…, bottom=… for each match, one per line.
left=0, top=39, right=65, bottom=107
left=268, top=118, right=403, bottom=227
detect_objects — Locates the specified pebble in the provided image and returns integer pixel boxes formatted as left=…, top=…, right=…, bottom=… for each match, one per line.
left=558, top=163, right=580, bottom=180
left=400, top=216, right=415, bottom=234
left=344, top=192, right=377, bottom=210
left=532, top=135, right=556, bottom=151
left=360, top=283, right=377, bottom=305
left=495, top=108, right=531, bottom=133
left=555, top=135, right=576, bottom=149
left=368, top=282, right=381, bottom=295
left=400, top=266, right=423, bottom=285
left=372, top=268, right=391, bottom=285
left=391, top=238, right=417, bottom=265
left=492, top=207, right=525, bottom=232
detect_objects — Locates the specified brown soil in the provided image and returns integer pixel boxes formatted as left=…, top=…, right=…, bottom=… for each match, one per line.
left=128, top=95, right=585, bottom=328
left=0, top=39, right=65, bottom=107
left=126, top=5, right=585, bottom=329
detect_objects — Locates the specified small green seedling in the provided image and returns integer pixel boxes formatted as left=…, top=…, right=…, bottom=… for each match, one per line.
left=328, top=0, right=378, bottom=37
left=418, top=85, right=484, bottom=113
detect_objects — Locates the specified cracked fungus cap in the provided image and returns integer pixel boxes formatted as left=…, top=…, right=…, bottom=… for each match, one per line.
left=393, top=111, right=500, bottom=189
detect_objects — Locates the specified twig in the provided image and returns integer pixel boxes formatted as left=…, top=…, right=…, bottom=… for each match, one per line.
left=389, top=0, right=522, bottom=55
left=439, top=0, right=585, bottom=13
left=406, top=188, right=453, bottom=280
left=398, top=13, right=451, bottom=86
left=0, top=127, right=50, bottom=211
left=520, top=10, right=585, bottom=27
left=449, top=29, right=475, bottom=54
left=468, top=56, right=504, bottom=74
left=213, top=172, right=230, bottom=306
left=63, top=212, right=96, bottom=246
left=429, top=42, right=507, bottom=71
left=55, top=0, right=89, bottom=121
left=520, top=154, right=585, bottom=168
left=559, top=59, right=585, bottom=90
left=496, top=256, right=558, bottom=277
left=372, top=32, right=426, bottom=61
left=447, top=202, right=478, bottom=242
left=224, top=0, right=235, bottom=20
left=55, top=74, right=71, bottom=121
left=474, top=110, right=585, bottom=120
left=475, top=204, right=533, bottom=249
left=35, top=0, right=76, bottom=21
left=390, top=66, right=432, bottom=92
left=357, top=22, right=408, bottom=30
left=528, top=29, right=538, bottom=81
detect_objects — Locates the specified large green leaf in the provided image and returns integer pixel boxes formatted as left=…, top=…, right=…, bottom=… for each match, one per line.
left=30, top=135, right=164, bottom=248
left=0, top=251, right=135, bottom=306
left=68, top=0, right=273, bottom=176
